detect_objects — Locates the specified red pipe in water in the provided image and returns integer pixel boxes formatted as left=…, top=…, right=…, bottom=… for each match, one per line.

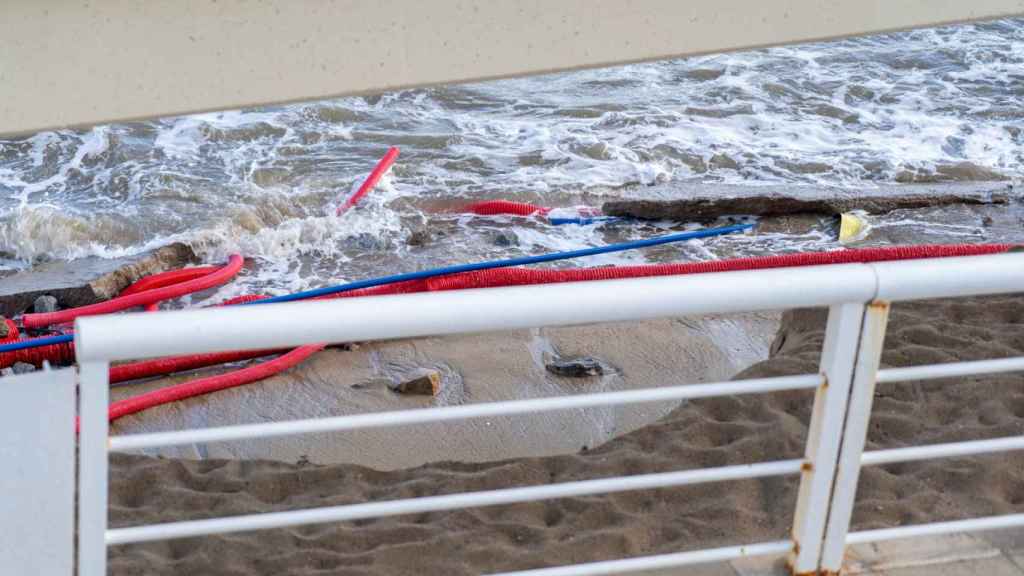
left=336, top=147, right=400, bottom=216
left=461, top=199, right=551, bottom=217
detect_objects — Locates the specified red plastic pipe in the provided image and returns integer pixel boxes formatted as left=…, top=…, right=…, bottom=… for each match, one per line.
left=106, top=285, right=424, bottom=384
left=11, top=243, right=1017, bottom=373
left=1, top=317, right=76, bottom=368
left=425, top=243, right=1015, bottom=291
left=0, top=333, right=76, bottom=368
left=109, top=348, right=286, bottom=384
left=119, top=266, right=220, bottom=297
left=461, top=199, right=551, bottom=217
left=93, top=243, right=1015, bottom=420
left=336, top=147, right=400, bottom=216
left=21, top=254, right=244, bottom=329
left=107, top=344, right=325, bottom=422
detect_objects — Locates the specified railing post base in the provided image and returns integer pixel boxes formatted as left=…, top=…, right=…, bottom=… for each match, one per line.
left=789, top=303, right=866, bottom=574
left=788, top=301, right=892, bottom=575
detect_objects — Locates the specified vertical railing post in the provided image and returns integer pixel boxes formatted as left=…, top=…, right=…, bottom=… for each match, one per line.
left=819, top=301, right=891, bottom=572
left=0, top=367, right=76, bottom=575
left=78, top=360, right=110, bottom=576
left=789, top=303, right=866, bottom=574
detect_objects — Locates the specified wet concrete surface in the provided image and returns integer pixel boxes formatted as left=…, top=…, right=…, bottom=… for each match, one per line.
left=111, top=313, right=779, bottom=469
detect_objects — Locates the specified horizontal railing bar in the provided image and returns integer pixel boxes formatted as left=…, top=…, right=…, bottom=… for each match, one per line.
left=78, top=263, right=882, bottom=361
left=75, top=253, right=1024, bottom=363
left=847, top=513, right=1024, bottom=545
left=105, top=459, right=803, bottom=545
left=109, top=374, right=823, bottom=451
left=871, top=253, right=1024, bottom=302
left=862, top=436, right=1024, bottom=466
left=486, top=540, right=794, bottom=576
left=877, top=356, right=1024, bottom=383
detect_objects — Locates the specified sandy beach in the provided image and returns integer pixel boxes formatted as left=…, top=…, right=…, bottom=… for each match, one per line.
left=105, top=293, right=1024, bottom=575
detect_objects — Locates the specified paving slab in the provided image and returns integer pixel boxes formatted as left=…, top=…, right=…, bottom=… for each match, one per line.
left=843, top=533, right=1000, bottom=574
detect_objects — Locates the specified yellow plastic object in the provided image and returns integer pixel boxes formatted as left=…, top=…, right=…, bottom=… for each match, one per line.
left=839, top=212, right=868, bottom=243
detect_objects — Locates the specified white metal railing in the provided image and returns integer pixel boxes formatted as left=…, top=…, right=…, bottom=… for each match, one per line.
left=58, top=252, right=1024, bottom=574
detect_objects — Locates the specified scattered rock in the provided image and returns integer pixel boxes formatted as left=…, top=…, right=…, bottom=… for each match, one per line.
left=603, top=182, right=1015, bottom=222
left=0, top=243, right=197, bottom=317
left=982, top=215, right=995, bottom=227
left=33, top=295, right=59, bottom=314
left=388, top=371, right=442, bottom=396
left=12, top=362, right=35, bottom=375
left=545, top=356, right=605, bottom=377
left=491, top=230, right=519, bottom=247
left=406, top=228, right=432, bottom=247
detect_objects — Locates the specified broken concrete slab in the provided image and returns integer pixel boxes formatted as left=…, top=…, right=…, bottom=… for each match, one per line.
left=602, top=182, right=1016, bottom=222
left=110, top=313, right=779, bottom=469
left=0, top=243, right=197, bottom=317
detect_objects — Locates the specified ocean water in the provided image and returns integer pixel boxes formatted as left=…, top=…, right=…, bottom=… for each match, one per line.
left=0, top=19, right=1022, bottom=302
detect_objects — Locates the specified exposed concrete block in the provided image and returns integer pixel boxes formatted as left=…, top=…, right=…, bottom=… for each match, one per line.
left=0, top=243, right=197, bottom=317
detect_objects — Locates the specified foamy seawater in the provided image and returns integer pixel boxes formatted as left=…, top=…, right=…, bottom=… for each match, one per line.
left=1, top=19, right=1022, bottom=299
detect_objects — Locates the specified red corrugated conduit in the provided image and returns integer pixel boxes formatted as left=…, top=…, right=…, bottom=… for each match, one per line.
left=109, top=349, right=285, bottom=384
left=461, top=200, right=551, bottom=217
left=32, top=242, right=1015, bottom=424
left=97, top=345, right=325, bottom=425
left=21, top=254, right=245, bottom=329
left=119, top=266, right=220, bottom=296
left=425, top=243, right=1014, bottom=291
left=0, top=318, right=75, bottom=368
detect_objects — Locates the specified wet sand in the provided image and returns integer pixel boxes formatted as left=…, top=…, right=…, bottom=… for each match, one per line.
left=107, top=293, right=1024, bottom=575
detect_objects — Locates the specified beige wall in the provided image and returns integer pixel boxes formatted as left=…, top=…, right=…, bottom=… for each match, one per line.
left=2, top=0, right=1023, bottom=136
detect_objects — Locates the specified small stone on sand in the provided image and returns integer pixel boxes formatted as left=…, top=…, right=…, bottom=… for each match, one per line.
left=389, top=371, right=442, bottom=396
left=545, top=356, right=605, bottom=377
